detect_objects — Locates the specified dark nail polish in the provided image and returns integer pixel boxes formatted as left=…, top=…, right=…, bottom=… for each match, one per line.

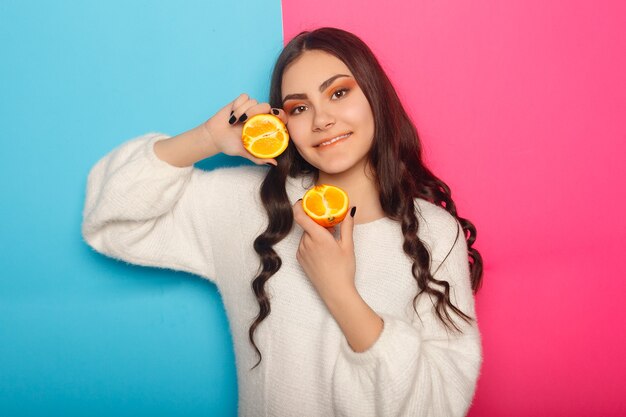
left=297, top=198, right=302, bottom=202
left=230, top=110, right=234, bottom=116
left=265, top=162, right=273, bottom=167
left=350, top=207, right=357, bottom=218
left=271, top=108, right=279, bottom=115
left=238, top=113, right=248, bottom=123
left=228, top=115, right=237, bottom=125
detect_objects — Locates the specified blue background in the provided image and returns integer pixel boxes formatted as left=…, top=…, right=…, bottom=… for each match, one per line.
left=0, top=1, right=283, bottom=415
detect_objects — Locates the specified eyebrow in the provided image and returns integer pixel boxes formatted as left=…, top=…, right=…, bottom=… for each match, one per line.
left=282, top=74, right=352, bottom=104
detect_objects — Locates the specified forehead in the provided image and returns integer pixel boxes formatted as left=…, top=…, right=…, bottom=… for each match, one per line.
left=281, top=50, right=353, bottom=94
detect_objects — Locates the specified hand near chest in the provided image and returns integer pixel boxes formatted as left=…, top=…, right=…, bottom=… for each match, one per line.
left=292, top=200, right=357, bottom=303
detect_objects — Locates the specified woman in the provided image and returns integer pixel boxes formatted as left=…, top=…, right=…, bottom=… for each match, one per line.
left=82, top=27, right=483, bottom=417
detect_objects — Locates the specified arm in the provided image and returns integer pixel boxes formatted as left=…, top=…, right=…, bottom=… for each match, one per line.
left=82, top=94, right=288, bottom=281
left=324, top=288, right=384, bottom=353
left=153, top=124, right=219, bottom=168
left=81, top=132, right=219, bottom=281
left=331, top=220, right=482, bottom=417
left=153, top=93, right=287, bottom=168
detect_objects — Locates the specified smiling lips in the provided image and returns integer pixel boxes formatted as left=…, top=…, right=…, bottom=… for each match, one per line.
left=315, top=132, right=352, bottom=148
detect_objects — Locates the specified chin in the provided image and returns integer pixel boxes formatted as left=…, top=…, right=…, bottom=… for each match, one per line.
left=316, top=160, right=359, bottom=176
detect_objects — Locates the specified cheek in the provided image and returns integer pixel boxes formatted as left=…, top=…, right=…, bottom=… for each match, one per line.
left=286, top=119, right=310, bottom=147
left=287, top=134, right=309, bottom=158
left=359, top=107, right=375, bottom=137
left=344, top=98, right=374, bottom=125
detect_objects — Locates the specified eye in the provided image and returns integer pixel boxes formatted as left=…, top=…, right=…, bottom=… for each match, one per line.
left=331, top=88, right=349, bottom=100
left=290, top=105, right=307, bottom=115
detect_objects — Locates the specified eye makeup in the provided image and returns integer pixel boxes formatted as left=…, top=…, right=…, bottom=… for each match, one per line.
left=282, top=74, right=353, bottom=104
left=283, top=77, right=358, bottom=115
left=326, top=78, right=357, bottom=99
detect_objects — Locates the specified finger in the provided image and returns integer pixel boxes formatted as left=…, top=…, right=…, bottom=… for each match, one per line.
left=231, top=97, right=257, bottom=123
left=249, top=156, right=278, bottom=167
left=230, top=93, right=250, bottom=113
left=339, top=206, right=356, bottom=249
left=235, top=102, right=272, bottom=124
left=232, top=99, right=259, bottom=124
left=299, top=231, right=312, bottom=250
left=295, top=248, right=302, bottom=265
left=292, top=199, right=327, bottom=240
left=270, top=108, right=289, bottom=125
left=224, top=93, right=251, bottom=124
left=238, top=101, right=271, bottom=122
left=212, top=96, right=242, bottom=123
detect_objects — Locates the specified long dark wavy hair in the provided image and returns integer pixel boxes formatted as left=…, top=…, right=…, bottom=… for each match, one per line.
left=248, top=27, right=483, bottom=370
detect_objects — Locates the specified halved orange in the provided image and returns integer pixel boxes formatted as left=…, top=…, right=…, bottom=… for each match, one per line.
left=302, top=184, right=350, bottom=228
left=242, top=114, right=289, bottom=159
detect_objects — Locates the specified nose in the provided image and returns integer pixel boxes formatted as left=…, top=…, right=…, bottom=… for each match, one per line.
left=312, top=107, right=335, bottom=132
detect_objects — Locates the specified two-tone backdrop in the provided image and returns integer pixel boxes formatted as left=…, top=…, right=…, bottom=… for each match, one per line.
left=1, top=0, right=624, bottom=415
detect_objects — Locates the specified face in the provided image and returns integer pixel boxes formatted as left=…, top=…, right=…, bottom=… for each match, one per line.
left=281, top=50, right=375, bottom=177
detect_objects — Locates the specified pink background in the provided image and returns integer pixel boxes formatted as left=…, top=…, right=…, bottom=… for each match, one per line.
left=282, top=1, right=626, bottom=415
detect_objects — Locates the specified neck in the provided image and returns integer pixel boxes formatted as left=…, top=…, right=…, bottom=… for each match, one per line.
left=317, top=163, right=385, bottom=225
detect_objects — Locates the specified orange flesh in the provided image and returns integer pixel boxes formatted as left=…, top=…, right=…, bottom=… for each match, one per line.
left=241, top=114, right=289, bottom=158
left=302, top=185, right=349, bottom=227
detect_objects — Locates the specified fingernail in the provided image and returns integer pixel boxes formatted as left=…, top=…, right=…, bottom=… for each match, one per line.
left=228, top=115, right=237, bottom=125
left=229, top=110, right=234, bottom=116
left=265, top=162, right=274, bottom=167
left=297, top=198, right=302, bottom=202
left=350, top=206, right=357, bottom=218
left=238, top=113, right=248, bottom=123
left=271, top=108, right=279, bottom=115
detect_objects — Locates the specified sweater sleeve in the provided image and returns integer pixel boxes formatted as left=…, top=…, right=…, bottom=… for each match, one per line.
left=81, top=132, right=217, bottom=282
left=331, top=219, right=482, bottom=417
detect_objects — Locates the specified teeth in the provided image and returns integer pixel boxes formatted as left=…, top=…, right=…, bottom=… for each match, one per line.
left=320, top=133, right=350, bottom=147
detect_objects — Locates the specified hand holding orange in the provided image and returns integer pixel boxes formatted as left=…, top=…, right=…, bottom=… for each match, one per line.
left=242, top=114, right=290, bottom=159
left=302, top=185, right=350, bottom=227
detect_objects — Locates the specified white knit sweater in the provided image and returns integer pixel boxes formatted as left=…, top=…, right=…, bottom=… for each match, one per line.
left=82, top=133, right=482, bottom=417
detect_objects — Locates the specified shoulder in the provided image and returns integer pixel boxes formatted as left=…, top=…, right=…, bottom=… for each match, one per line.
left=414, top=198, right=460, bottom=232
left=413, top=198, right=463, bottom=261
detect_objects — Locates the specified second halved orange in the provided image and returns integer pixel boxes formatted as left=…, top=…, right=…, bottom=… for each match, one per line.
left=302, top=184, right=349, bottom=228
